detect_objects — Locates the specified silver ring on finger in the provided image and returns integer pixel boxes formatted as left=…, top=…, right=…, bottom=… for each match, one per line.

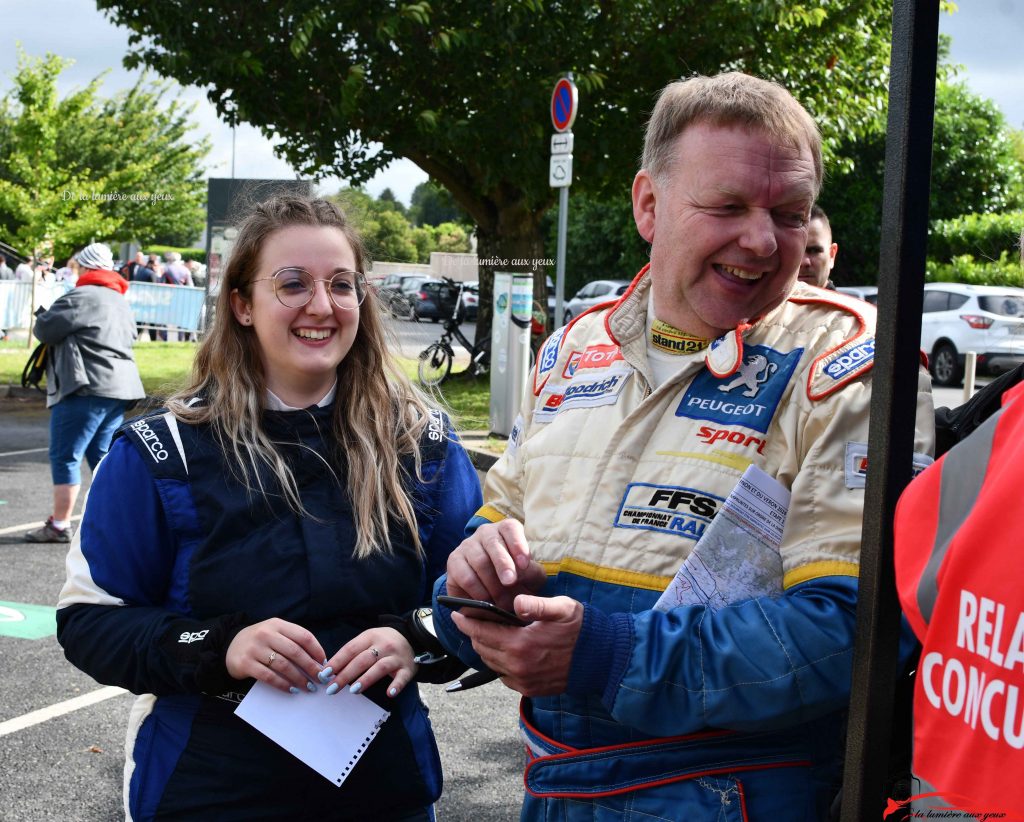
left=267, top=650, right=277, bottom=667
left=369, top=647, right=380, bottom=659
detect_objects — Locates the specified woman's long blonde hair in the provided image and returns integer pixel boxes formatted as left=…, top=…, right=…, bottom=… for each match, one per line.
left=167, top=195, right=437, bottom=559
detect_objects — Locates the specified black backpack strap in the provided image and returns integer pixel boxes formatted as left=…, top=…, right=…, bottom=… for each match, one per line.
left=934, top=363, right=1024, bottom=456
left=119, top=411, right=190, bottom=481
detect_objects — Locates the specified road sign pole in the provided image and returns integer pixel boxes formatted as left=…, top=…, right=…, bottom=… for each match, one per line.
left=549, top=74, right=577, bottom=329
left=555, top=186, right=569, bottom=327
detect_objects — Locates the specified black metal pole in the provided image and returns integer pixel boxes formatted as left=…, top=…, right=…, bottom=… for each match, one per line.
left=839, top=1, right=939, bottom=819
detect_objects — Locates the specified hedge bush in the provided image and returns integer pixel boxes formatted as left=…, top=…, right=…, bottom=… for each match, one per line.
left=145, top=244, right=207, bottom=264
left=928, top=211, right=1024, bottom=264
left=926, top=252, right=1024, bottom=287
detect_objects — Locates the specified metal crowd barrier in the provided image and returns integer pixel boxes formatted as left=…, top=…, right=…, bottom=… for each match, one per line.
left=0, top=280, right=204, bottom=336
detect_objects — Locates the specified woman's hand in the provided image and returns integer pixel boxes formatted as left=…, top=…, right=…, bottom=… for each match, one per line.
left=322, top=628, right=416, bottom=699
left=225, top=618, right=327, bottom=694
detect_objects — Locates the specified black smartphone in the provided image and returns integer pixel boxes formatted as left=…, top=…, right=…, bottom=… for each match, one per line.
left=436, top=595, right=528, bottom=626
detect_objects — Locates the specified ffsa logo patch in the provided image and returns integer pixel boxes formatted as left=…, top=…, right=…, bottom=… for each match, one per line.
left=676, top=345, right=803, bottom=434
left=614, top=483, right=724, bottom=541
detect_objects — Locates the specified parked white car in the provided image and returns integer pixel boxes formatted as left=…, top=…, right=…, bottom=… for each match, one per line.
left=835, top=285, right=878, bottom=304
left=920, top=282, right=1024, bottom=386
left=563, top=279, right=630, bottom=323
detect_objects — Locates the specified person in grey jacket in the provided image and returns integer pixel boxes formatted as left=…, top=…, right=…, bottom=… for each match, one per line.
left=25, top=242, right=145, bottom=543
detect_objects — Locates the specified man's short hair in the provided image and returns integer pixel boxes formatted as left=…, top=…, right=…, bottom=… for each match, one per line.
left=810, top=203, right=831, bottom=230
left=641, top=72, right=823, bottom=195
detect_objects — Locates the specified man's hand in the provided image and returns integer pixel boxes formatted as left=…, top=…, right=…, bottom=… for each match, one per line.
left=451, top=594, right=583, bottom=696
left=445, top=519, right=546, bottom=613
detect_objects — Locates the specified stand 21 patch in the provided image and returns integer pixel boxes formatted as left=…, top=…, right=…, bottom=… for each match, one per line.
left=676, top=345, right=804, bottom=433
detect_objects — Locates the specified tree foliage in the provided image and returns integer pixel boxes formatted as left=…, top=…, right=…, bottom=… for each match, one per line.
left=0, top=51, right=209, bottom=260
left=409, top=179, right=469, bottom=227
left=543, top=191, right=649, bottom=298
left=822, top=79, right=1024, bottom=284
left=332, top=186, right=470, bottom=265
left=96, top=0, right=896, bottom=325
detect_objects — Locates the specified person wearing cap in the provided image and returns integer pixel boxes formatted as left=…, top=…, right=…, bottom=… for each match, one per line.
left=25, top=242, right=145, bottom=543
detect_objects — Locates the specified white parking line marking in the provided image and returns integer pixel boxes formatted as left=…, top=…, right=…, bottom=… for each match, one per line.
left=0, top=515, right=82, bottom=537
left=0, top=447, right=48, bottom=458
left=0, top=686, right=127, bottom=737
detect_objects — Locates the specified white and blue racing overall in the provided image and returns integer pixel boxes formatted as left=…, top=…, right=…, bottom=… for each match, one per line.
left=435, top=270, right=935, bottom=821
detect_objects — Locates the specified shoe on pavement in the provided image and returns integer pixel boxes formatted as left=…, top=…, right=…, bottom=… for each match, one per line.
left=25, top=517, right=72, bottom=543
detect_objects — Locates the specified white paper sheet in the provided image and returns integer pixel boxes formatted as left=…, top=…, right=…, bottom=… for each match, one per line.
left=235, top=681, right=390, bottom=786
left=654, top=463, right=789, bottom=612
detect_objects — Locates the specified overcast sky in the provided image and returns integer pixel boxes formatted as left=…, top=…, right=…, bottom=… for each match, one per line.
left=1, top=1, right=1021, bottom=205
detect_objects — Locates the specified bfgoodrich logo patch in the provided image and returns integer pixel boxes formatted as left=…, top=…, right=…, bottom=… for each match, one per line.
left=614, top=482, right=724, bottom=541
left=676, top=345, right=803, bottom=434
left=535, top=369, right=632, bottom=423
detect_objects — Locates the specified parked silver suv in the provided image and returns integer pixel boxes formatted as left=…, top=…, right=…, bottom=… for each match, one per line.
left=920, top=282, right=1024, bottom=386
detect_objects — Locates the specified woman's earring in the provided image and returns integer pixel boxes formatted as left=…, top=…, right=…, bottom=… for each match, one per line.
left=243, top=315, right=252, bottom=325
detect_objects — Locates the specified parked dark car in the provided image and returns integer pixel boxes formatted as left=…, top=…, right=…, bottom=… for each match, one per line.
left=406, top=279, right=444, bottom=322
left=377, top=273, right=428, bottom=317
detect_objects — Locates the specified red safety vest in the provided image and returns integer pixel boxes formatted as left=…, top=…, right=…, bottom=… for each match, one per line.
left=895, top=380, right=1024, bottom=820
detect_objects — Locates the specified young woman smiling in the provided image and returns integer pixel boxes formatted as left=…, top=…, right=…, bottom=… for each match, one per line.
left=56, top=195, right=482, bottom=821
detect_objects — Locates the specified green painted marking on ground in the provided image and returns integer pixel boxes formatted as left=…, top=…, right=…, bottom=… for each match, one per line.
left=0, top=600, right=57, bottom=639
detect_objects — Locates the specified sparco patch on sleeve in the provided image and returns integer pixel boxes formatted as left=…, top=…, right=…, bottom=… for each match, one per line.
left=808, top=336, right=875, bottom=399
left=676, top=345, right=803, bottom=434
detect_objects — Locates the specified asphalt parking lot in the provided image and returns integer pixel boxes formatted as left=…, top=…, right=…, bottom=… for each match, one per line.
left=0, top=339, right=981, bottom=821
left=0, top=392, right=522, bottom=822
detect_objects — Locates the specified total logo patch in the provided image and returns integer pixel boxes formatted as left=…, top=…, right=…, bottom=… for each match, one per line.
left=534, top=369, right=632, bottom=423
left=562, top=344, right=624, bottom=378
left=844, top=441, right=934, bottom=489
left=824, top=338, right=875, bottom=381
left=614, top=482, right=724, bottom=540
left=677, top=345, right=803, bottom=434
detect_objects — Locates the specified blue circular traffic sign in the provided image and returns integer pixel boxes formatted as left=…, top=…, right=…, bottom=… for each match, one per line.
left=551, top=77, right=578, bottom=133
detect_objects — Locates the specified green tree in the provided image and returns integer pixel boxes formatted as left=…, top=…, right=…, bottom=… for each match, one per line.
left=822, top=79, right=1024, bottom=284
left=0, top=51, right=208, bottom=259
left=409, top=180, right=467, bottom=227
left=97, top=0, right=896, bottom=326
left=333, top=186, right=421, bottom=263
left=544, top=192, right=649, bottom=298
left=432, top=221, right=471, bottom=253
left=376, top=186, right=408, bottom=217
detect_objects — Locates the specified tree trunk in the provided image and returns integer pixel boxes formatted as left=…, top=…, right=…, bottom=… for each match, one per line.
left=473, top=199, right=548, bottom=347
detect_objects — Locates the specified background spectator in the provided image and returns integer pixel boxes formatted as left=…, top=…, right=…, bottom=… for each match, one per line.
left=24, top=242, right=144, bottom=543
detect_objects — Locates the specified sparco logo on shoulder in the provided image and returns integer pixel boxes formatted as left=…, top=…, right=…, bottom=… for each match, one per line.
left=130, top=419, right=169, bottom=462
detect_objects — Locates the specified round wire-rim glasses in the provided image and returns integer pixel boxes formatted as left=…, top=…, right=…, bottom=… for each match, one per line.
left=253, top=267, right=366, bottom=310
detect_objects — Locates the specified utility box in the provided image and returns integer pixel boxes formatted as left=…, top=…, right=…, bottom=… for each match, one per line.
left=490, top=272, right=533, bottom=437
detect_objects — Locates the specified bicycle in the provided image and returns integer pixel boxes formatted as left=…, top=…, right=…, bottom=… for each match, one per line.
left=417, top=279, right=490, bottom=387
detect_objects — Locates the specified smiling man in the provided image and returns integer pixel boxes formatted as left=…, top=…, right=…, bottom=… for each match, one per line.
left=432, top=72, right=935, bottom=820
